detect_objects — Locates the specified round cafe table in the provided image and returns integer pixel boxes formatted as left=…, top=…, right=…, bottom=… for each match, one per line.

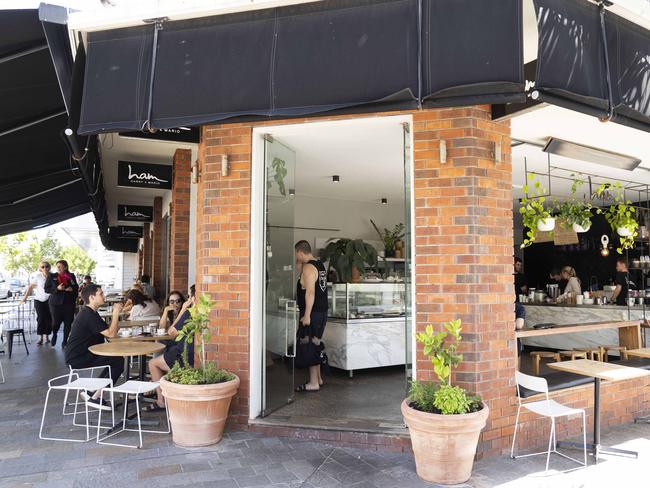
left=89, top=341, right=165, bottom=381
left=109, top=334, right=173, bottom=342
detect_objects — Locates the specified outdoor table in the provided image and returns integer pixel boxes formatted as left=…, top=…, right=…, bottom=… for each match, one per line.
left=109, top=334, right=173, bottom=342
left=548, top=358, right=650, bottom=461
left=118, top=319, right=160, bottom=328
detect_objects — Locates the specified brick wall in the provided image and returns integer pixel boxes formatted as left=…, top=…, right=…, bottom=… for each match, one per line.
left=196, top=107, right=650, bottom=457
left=169, top=148, right=192, bottom=293
left=151, top=196, right=164, bottom=301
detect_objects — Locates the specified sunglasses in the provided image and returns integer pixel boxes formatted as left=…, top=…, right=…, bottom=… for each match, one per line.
left=40, top=265, right=51, bottom=269
left=169, top=299, right=182, bottom=304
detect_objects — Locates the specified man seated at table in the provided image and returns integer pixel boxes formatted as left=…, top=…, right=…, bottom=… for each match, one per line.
left=65, top=284, right=124, bottom=410
left=144, top=285, right=195, bottom=412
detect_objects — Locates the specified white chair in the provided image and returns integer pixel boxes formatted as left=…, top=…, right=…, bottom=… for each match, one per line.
left=94, top=380, right=170, bottom=449
left=62, top=365, right=110, bottom=417
left=40, top=370, right=114, bottom=442
left=0, top=357, right=4, bottom=384
left=511, top=371, right=587, bottom=471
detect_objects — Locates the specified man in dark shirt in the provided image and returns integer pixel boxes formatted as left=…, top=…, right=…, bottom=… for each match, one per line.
left=514, top=257, right=528, bottom=300
left=65, top=284, right=123, bottom=409
left=611, top=258, right=636, bottom=306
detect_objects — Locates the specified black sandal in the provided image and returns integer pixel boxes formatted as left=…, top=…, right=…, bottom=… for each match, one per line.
left=295, top=383, right=319, bottom=393
left=142, top=403, right=165, bottom=412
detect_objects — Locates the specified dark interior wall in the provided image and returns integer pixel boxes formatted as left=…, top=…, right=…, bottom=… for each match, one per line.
left=522, top=212, right=647, bottom=292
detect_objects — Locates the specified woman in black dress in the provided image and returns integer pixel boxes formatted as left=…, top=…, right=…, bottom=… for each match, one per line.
left=44, top=260, right=78, bottom=347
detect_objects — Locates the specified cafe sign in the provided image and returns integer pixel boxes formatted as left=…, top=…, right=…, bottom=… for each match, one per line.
left=111, top=226, right=144, bottom=239
left=119, top=127, right=200, bottom=144
left=118, top=161, right=172, bottom=190
left=117, top=204, right=153, bottom=222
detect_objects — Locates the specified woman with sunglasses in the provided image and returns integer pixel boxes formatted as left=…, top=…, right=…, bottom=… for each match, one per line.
left=20, top=262, right=52, bottom=345
left=159, top=290, right=186, bottom=329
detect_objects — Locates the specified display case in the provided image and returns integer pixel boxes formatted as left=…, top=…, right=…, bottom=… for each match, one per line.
left=328, top=282, right=406, bottom=320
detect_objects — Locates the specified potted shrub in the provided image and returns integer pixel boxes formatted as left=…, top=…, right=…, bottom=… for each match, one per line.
left=159, top=294, right=240, bottom=447
left=321, top=238, right=378, bottom=282
left=519, top=175, right=554, bottom=247
left=557, top=200, right=593, bottom=233
left=597, top=183, right=638, bottom=253
left=402, top=319, right=488, bottom=485
left=370, top=220, right=405, bottom=258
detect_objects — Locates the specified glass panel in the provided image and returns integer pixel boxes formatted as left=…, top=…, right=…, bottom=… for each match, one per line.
left=403, top=122, right=413, bottom=384
left=262, top=135, right=297, bottom=416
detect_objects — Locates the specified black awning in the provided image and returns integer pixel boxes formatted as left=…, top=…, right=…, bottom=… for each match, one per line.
left=605, top=11, right=650, bottom=131
left=422, top=0, right=525, bottom=107
left=79, top=0, right=419, bottom=133
left=0, top=10, right=92, bottom=236
left=532, top=0, right=610, bottom=118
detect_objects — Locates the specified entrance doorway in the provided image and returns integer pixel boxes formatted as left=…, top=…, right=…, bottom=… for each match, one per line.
left=256, top=116, right=414, bottom=431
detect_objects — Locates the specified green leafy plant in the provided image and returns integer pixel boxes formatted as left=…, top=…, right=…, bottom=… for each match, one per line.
left=321, top=238, right=378, bottom=282
left=267, top=157, right=287, bottom=196
left=557, top=178, right=593, bottom=231
left=519, top=175, right=554, bottom=248
left=168, top=294, right=233, bottom=385
left=370, top=220, right=405, bottom=257
left=596, top=182, right=638, bottom=253
left=408, top=319, right=481, bottom=415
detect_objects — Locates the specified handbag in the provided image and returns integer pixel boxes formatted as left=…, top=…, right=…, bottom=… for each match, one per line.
left=294, top=331, right=322, bottom=369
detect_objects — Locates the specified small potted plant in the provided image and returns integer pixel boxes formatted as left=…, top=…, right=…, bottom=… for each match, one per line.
left=321, top=238, right=378, bottom=282
left=159, top=294, right=240, bottom=447
left=401, top=320, right=488, bottom=485
left=519, top=175, right=554, bottom=247
left=557, top=201, right=593, bottom=233
left=597, top=183, right=638, bottom=253
left=370, top=220, right=405, bottom=258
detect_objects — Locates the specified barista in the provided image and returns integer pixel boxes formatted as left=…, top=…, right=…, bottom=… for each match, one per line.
left=611, top=258, right=636, bottom=305
left=549, top=268, right=567, bottom=294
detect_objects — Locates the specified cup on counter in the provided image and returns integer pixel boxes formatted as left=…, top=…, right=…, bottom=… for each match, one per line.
left=628, top=297, right=636, bottom=307
left=639, top=297, right=645, bottom=306
left=583, top=291, right=590, bottom=299
left=156, top=328, right=166, bottom=336
left=518, top=294, right=527, bottom=303
left=576, top=295, right=584, bottom=305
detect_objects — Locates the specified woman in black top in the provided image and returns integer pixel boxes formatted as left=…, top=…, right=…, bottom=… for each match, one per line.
left=44, top=260, right=79, bottom=347
left=294, top=240, right=328, bottom=392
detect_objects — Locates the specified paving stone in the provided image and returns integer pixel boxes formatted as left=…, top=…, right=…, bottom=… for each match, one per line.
left=181, top=461, right=212, bottom=473
left=137, top=464, right=182, bottom=480
left=233, top=474, right=272, bottom=487
left=227, top=466, right=256, bottom=478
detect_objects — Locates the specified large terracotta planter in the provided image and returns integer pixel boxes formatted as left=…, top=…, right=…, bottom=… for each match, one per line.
left=401, top=399, right=489, bottom=485
left=160, top=375, right=240, bottom=447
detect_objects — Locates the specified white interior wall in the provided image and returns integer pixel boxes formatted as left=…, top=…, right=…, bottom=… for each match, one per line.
left=121, top=251, right=139, bottom=290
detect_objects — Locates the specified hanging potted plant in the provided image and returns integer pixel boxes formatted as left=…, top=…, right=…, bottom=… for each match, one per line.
left=321, top=238, right=378, bottom=282
left=597, top=183, right=638, bottom=253
left=557, top=176, right=593, bottom=233
left=519, top=175, right=554, bottom=247
left=402, top=320, right=488, bottom=485
left=159, top=294, right=240, bottom=447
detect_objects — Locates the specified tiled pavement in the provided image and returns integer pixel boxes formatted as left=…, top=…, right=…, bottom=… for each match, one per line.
left=3, top=336, right=650, bottom=487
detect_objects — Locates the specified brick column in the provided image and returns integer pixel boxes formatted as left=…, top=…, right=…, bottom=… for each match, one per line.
left=142, top=223, right=152, bottom=278
left=169, top=148, right=192, bottom=293
left=197, top=125, right=252, bottom=425
left=412, top=106, right=514, bottom=457
left=151, top=196, right=164, bottom=301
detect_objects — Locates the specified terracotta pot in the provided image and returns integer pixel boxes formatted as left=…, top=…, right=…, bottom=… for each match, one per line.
left=401, top=399, right=489, bottom=485
left=351, top=267, right=362, bottom=283
left=160, top=375, right=240, bottom=447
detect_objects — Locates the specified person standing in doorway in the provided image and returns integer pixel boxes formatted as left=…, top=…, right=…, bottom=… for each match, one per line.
left=140, top=274, right=155, bottom=301
left=294, top=240, right=328, bottom=392
left=45, top=260, right=78, bottom=347
left=21, top=261, right=52, bottom=345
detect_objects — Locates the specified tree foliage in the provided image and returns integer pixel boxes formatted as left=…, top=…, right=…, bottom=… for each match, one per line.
left=61, top=245, right=96, bottom=276
left=0, top=231, right=62, bottom=274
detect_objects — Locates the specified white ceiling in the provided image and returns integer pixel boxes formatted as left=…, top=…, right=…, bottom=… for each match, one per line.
left=262, top=116, right=407, bottom=204
left=99, top=133, right=197, bottom=226
left=511, top=104, right=650, bottom=199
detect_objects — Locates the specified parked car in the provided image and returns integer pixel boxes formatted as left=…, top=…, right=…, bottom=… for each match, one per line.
left=9, top=278, right=25, bottom=294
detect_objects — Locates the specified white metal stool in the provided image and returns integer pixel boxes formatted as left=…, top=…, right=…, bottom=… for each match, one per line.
left=39, top=373, right=114, bottom=442
left=95, top=380, right=169, bottom=448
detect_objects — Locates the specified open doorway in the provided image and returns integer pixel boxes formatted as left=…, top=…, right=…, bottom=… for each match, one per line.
left=253, top=115, right=414, bottom=432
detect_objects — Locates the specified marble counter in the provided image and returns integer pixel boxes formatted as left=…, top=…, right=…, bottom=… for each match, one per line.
left=522, top=304, right=645, bottom=352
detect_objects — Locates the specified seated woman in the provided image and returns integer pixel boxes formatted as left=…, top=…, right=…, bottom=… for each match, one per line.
left=158, top=290, right=186, bottom=329
left=125, top=289, right=161, bottom=320
left=145, top=285, right=195, bottom=411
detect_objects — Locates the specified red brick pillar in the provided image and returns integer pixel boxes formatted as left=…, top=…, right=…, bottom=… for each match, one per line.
left=142, top=223, right=152, bottom=278
left=196, top=125, right=251, bottom=425
left=151, top=196, right=164, bottom=301
left=412, top=106, right=514, bottom=457
left=169, top=148, right=192, bottom=293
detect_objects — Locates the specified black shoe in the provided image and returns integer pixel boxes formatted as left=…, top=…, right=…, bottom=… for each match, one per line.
left=61, top=341, right=67, bottom=348
left=86, top=397, right=111, bottom=411
left=51, top=335, right=57, bottom=346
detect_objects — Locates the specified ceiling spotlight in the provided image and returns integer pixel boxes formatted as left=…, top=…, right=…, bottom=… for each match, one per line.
left=288, top=188, right=295, bottom=197
left=381, top=198, right=388, bottom=205
left=332, top=175, right=340, bottom=183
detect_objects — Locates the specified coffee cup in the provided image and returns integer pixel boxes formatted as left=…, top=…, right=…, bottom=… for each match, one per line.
left=576, top=295, right=584, bottom=305
left=639, top=297, right=645, bottom=306
left=156, top=328, right=166, bottom=336
left=583, top=291, right=590, bottom=299
left=628, top=297, right=636, bottom=307
left=119, top=329, right=131, bottom=337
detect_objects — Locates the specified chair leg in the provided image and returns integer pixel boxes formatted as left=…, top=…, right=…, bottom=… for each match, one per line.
left=622, top=350, right=628, bottom=360
left=510, top=406, right=521, bottom=459
left=534, top=355, right=540, bottom=376
left=546, top=418, right=555, bottom=472
left=39, top=388, right=52, bottom=440
left=21, top=331, right=28, bottom=355
left=7, top=333, right=13, bottom=359
left=136, top=395, right=143, bottom=448
left=582, top=412, right=587, bottom=466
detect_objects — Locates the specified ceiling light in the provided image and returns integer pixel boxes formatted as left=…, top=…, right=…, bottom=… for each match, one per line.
left=288, top=189, right=295, bottom=197
left=381, top=198, right=388, bottom=205
left=332, top=175, right=340, bottom=183
left=543, top=138, right=641, bottom=171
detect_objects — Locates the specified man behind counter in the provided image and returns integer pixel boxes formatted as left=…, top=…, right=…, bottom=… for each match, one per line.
left=611, top=258, right=635, bottom=305
left=514, top=257, right=528, bottom=299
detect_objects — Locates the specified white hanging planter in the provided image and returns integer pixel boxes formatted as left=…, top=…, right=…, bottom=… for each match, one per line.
left=572, top=223, right=591, bottom=233
left=537, top=218, right=556, bottom=232
left=617, top=226, right=633, bottom=237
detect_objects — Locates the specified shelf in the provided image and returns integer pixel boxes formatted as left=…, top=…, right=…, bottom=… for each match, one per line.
left=379, top=257, right=405, bottom=262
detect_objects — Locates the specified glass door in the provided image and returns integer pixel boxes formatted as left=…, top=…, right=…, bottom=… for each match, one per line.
left=402, top=122, right=413, bottom=387
left=262, top=134, right=297, bottom=416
